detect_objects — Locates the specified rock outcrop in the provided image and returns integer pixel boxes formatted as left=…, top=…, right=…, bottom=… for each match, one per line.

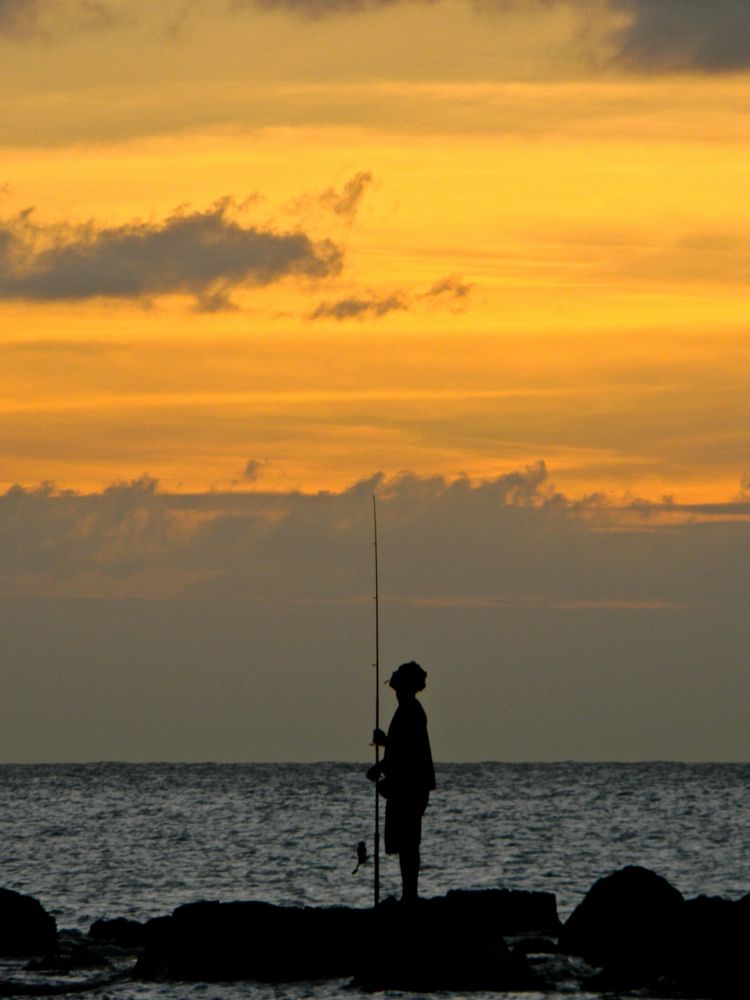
left=5, top=870, right=750, bottom=997
left=134, top=888, right=558, bottom=988
left=352, top=894, right=549, bottom=992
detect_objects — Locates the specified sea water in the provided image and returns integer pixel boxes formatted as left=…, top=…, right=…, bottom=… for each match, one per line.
left=1, top=762, right=750, bottom=999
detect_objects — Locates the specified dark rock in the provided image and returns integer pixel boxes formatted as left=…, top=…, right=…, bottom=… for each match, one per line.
left=134, top=888, right=556, bottom=987
left=353, top=896, right=542, bottom=992
left=89, top=917, right=146, bottom=949
left=664, top=894, right=750, bottom=998
left=135, top=900, right=371, bottom=982
left=0, top=888, right=57, bottom=955
left=441, top=888, right=560, bottom=934
left=559, top=865, right=684, bottom=986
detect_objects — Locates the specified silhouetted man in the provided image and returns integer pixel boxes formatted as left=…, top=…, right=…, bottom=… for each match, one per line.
left=367, top=661, right=435, bottom=903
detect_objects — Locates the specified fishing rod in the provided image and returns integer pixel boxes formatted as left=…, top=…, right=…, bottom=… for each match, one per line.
left=372, top=494, right=381, bottom=908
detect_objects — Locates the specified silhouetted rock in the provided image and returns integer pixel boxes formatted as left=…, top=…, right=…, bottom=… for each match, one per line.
left=561, top=871, right=750, bottom=997
left=664, top=894, right=750, bottom=998
left=440, top=888, right=560, bottom=933
left=559, top=865, right=684, bottom=987
left=0, top=888, right=57, bottom=955
left=135, top=900, right=369, bottom=981
left=353, top=895, right=542, bottom=992
left=14, top=874, right=750, bottom=995
left=89, top=917, right=146, bottom=949
left=134, top=888, right=556, bottom=986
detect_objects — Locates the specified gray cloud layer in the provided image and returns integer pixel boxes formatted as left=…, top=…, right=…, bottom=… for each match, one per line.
left=4, top=465, right=750, bottom=761
left=0, top=198, right=343, bottom=309
left=3, top=463, right=750, bottom=608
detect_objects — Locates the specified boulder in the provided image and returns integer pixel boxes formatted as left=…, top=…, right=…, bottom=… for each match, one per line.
left=559, top=865, right=684, bottom=986
left=0, top=888, right=57, bottom=955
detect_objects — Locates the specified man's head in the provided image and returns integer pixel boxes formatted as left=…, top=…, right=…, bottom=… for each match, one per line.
left=388, top=660, right=427, bottom=694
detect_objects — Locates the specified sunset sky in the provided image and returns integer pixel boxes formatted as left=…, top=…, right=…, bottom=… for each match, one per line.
left=3, top=0, right=750, bottom=762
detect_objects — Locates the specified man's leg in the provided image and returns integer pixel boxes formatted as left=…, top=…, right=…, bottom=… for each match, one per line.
left=399, top=844, right=420, bottom=903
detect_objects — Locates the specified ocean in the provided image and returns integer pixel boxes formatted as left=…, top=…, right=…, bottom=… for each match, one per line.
left=2, top=762, right=750, bottom=999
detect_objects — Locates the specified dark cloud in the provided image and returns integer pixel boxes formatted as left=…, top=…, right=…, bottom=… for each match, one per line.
left=0, top=198, right=343, bottom=309
left=609, top=0, right=750, bottom=72
left=495, top=0, right=750, bottom=73
left=309, top=291, right=407, bottom=321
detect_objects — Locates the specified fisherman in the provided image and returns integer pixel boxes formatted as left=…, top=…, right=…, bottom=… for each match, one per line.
left=367, top=661, right=435, bottom=903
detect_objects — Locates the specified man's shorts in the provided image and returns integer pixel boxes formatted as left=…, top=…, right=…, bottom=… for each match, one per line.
left=384, top=791, right=429, bottom=855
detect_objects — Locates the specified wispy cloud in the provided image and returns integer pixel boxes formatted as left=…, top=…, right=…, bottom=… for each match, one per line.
left=422, top=274, right=473, bottom=304
left=318, top=171, right=374, bottom=221
left=309, top=273, right=472, bottom=322
left=309, top=291, right=407, bottom=321
left=242, top=459, right=265, bottom=482
left=288, top=172, right=374, bottom=224
left=0, top=197, right=343, bottom=310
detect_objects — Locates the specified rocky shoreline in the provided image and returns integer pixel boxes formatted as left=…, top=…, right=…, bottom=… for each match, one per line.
left=1, top=866, right=749, bottom=996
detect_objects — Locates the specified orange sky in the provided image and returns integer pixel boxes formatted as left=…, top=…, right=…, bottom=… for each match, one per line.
left=3, top=0, right=750, bottom=503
